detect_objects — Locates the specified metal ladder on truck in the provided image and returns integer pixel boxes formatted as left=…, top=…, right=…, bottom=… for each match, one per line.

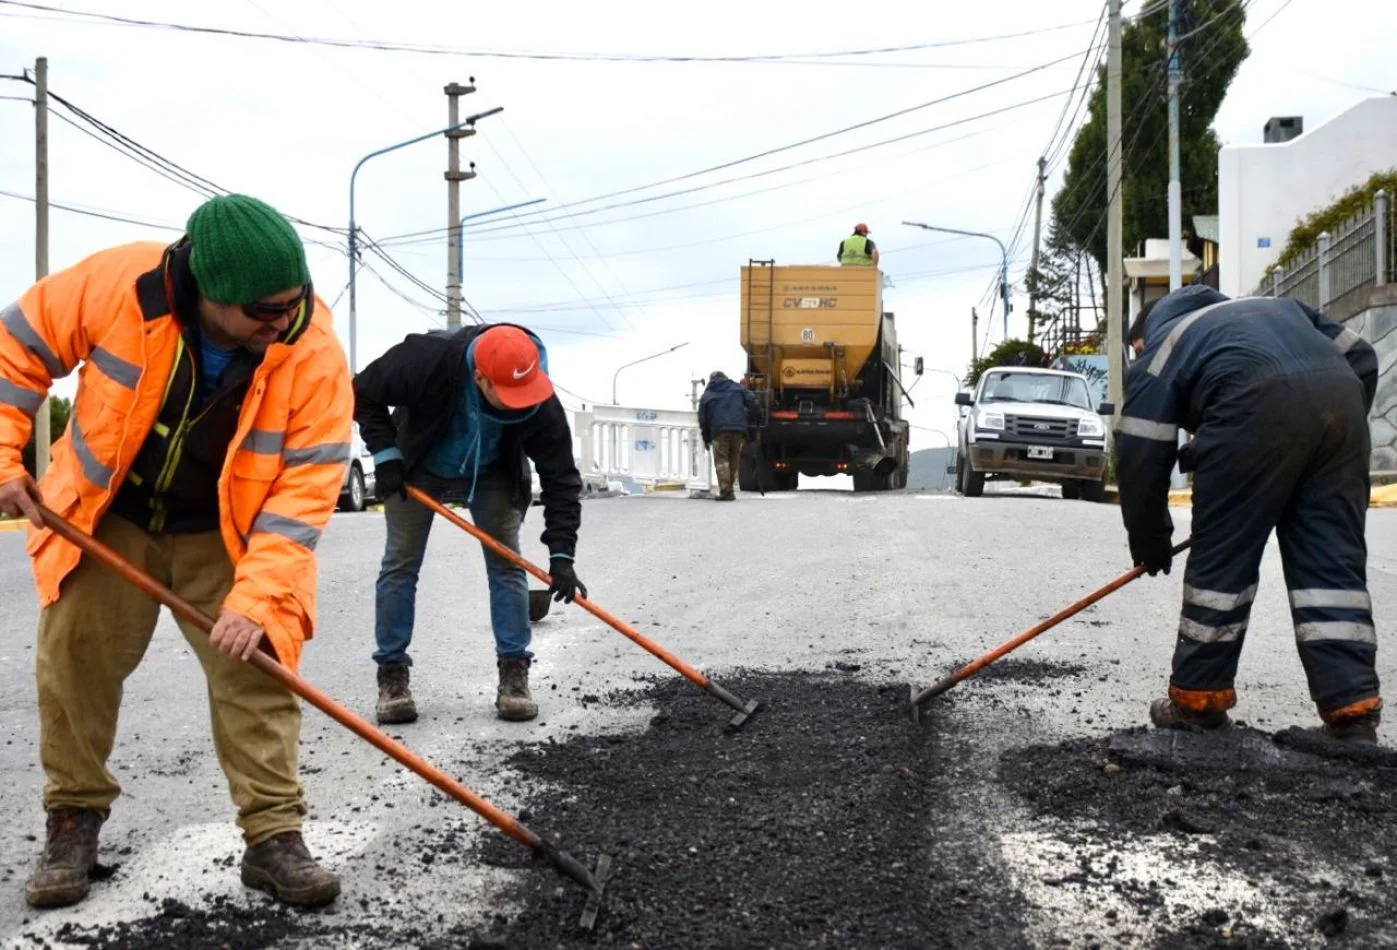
left=746, top=258, right=776, bottom=426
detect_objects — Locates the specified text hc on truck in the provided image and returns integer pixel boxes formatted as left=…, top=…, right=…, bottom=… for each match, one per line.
left=739, top=260, right=917, bottom=492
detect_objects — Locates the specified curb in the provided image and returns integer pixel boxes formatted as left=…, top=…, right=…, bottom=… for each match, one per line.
left=0, top=519, right=27, bottom=533
left=1106, top=486, right=1397, bottom=509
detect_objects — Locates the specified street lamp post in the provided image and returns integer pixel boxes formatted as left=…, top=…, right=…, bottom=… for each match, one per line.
left=611, top=342, right=690, bottom=405
left=347, top=105, right=503, bottom=372
left=902, top=221, right=1012, bottom=340
left=457, top=197, right=546, bottom=296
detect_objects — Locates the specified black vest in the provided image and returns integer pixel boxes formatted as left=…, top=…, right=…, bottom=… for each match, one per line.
left=109, top=247, right=257, bottom=534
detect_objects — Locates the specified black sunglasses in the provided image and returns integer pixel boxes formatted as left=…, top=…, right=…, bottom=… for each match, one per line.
left=241, top=284, right=311, bottom=323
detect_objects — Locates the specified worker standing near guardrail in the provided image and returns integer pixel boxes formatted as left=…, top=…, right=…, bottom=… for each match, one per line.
left=1117, top=285, right=1382, bottom=744
left=0, top=194, right=353, bottom=909
left=698, top=371, right=759, bottom=501
left=353, top=324, right=584, bottom=725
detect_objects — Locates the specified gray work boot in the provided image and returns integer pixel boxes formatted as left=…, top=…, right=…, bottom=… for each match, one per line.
left=376, top=664, right=418, bottom=724
left=497, top=658, right=539, bottom=722
left=240, top=830, right=340, bottom=907
left=1315, top=713, right=1380, bottom=745
left=1149, top=698, right=1232, bottom=731
left=25, top=808, right=104, bottom=908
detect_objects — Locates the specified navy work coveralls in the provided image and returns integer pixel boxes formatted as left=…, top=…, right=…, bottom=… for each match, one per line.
left=1117, top=285, right=1381, bottom=726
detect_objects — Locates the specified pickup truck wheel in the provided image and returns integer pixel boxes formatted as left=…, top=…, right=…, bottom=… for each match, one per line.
left=338, top=464, right=367, bottom=512
left=1061, top=480, right=1081, bottom=501
left=963, top=465, right=985, bottom=498
left=1081, top=477, right=1107, bottom=503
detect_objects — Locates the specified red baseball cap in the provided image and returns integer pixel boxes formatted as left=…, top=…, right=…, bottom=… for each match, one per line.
left=474, top=326, right=554, bottom=409
left=854, top=222, right=870, bottom=235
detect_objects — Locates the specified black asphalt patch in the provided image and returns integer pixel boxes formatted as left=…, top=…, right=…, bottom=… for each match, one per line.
left=470, top=670, right=1035, bottom=949
left=999, top=725, right=1397, bottom=948
left=22, top=668, right=1397, bottom=949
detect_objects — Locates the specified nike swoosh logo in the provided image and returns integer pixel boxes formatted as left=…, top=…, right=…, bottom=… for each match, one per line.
left=513, top=361, right=536, bottom=380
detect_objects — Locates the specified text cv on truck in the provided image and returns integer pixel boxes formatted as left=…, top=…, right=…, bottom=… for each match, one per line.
left=739, top=260, right=918, bottom=492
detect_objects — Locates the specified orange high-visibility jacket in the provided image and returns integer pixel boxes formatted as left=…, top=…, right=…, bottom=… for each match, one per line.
left=0, top=241, right=353, bottom=671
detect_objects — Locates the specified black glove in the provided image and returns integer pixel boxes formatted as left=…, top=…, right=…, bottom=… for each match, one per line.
left=1177, top=439, right=1198, bottom=474
left=375, top=459, right=406, bottom=500
left=548, top=557, right=587, bottom=604
left=1129, top=533, right=1174, bottom=576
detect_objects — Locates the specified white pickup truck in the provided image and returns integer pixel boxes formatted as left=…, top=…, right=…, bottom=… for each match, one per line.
left=337, top=424, right=378, bottom=512
left=953, top=366, right=1115, bottom=501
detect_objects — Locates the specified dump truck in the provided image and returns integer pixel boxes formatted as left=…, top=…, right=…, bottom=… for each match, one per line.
left=738, top=259, right=916, bottom=492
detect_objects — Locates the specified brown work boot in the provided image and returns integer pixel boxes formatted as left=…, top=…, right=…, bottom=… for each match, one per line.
left=376, top=663, right=417, bottom=725
left=25, top=808, right=104, bottom=908
left=1149, top=698, right=1232, bottom=731
left=719, top=490, right=736, bottom=501
left=497, top=658, right=538, bottom=722
left=1315, top=713, right=1380, bottom=745
left=240, top=831, right=340, bottom=907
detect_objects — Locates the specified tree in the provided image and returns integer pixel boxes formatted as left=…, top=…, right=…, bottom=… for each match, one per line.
left=1025, top=223, right=1086, bottom=345
left=1052, top=1, right=1249, bottom=274
left=966, top=340, right=1048, bottom=388
left=22, top=397, right=72, bottom=477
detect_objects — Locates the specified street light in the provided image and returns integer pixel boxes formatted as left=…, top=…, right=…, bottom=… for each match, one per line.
left=612, top=342, right=690, bottom=405
left=456, top=197, right=546, bottom=294
left=902, top=221, right=1012, bottom=340
left=347, top=105, right=504, bottom=372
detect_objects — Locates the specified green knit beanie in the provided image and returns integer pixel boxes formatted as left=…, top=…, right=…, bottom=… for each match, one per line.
left=186, top=194, right=310, bottom=306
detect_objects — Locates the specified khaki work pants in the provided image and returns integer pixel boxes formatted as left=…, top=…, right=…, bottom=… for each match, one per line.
left=711, top=432, right=746, bottom=494
left=37, top=514, right=306, bottom=845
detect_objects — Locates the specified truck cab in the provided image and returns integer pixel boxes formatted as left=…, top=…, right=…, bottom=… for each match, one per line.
left=953, top=366, right=1114, bottom=501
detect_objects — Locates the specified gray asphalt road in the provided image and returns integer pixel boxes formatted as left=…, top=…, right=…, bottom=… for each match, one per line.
left=1, top=492, right=1394, bottom=946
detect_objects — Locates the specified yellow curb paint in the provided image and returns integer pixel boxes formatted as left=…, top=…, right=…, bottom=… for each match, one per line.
left=0, top=519, right=28, bottom=533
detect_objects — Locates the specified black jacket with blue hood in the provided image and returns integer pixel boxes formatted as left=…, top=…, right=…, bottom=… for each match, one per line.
left=353, top=323, right=582, bottom=557
left=1116, top=284, right=1377, bottom=547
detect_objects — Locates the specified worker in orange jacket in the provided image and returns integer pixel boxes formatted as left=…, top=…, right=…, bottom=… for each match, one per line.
left=0, top=194, right=352, bottom=910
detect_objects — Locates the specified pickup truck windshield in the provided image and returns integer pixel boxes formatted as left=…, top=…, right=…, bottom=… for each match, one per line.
left=979, top=372, right=1092, bottom=410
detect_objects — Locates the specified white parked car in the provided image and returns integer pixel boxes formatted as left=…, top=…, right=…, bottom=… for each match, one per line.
left=953, top=366, right=1115, bottom=501
left=338, top=424, right=378, bottom=512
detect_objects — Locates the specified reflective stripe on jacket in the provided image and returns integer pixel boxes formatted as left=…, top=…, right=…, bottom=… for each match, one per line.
left=0, top=241, right=353, bottom=671
left=839, top=234, right=873, bottom=266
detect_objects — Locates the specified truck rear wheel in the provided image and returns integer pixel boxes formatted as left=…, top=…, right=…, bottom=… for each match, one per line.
left=739, top=444, right=774, bottom=493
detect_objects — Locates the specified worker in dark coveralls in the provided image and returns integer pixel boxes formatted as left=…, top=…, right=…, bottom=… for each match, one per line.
left=1117, top=285, right=1382, bottom=744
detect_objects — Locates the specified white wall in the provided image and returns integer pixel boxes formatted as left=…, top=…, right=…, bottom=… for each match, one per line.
left=1218, top=97, right=1397, bottom=297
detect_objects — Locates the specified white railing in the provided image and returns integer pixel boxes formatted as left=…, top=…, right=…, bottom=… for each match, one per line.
left=573, top=405, right=716, bottom=496
left=1254, top=189, right=1391, bottom=314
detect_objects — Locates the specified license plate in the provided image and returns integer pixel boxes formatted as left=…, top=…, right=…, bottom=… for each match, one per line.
left=1027, top=446, right=1054, bottom=460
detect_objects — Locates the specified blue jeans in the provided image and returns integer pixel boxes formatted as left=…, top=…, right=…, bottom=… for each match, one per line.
left=373, top=470, right=532, bottom=667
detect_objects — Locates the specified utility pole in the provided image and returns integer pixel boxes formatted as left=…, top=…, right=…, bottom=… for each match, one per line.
left=970, top=307, right=979, bottom=368
left=34, top=56, right=50, bottom=477
left=444, top=79, right=478, bottom=329
left=1167, top=0, right=1184, bottom=292
left=1027, top=155, right=1048, bottom=346
left=1105, top=0, right=1124, bottom=421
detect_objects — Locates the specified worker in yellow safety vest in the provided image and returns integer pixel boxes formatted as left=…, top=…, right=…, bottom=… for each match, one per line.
left=837, top=223, right=879, bottom=267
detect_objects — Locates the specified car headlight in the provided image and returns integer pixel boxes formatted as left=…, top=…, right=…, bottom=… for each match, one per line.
left=1077, top=416, right=1105, bottom=438
left=976, top=411, right=1005, bottom=431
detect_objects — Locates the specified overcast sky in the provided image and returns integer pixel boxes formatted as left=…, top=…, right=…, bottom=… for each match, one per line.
left=2, top=0, right=1393, bottom=454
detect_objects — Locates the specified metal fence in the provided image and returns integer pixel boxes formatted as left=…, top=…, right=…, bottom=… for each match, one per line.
left=1253, top=190, right=1392, bottom=315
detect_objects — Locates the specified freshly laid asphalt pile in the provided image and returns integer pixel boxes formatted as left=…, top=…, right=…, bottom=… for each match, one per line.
left=999, top=724, right=1397, bottom=948
left=27, top=660, right=1397, bottom=949
left=469, top=669, right=1036, bottom=949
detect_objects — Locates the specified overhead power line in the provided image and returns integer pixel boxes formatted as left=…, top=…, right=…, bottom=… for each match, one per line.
left=0, top=2, right=1098, bottom=64
left=377, top=86, right=1076, bottom=247
left=426, top=49, right=1095, bottom=232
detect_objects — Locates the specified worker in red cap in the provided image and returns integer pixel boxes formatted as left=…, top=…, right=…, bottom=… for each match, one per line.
left=353, top=324, right=584, bottom=724
left=838, top=223, right=879, bottom=267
